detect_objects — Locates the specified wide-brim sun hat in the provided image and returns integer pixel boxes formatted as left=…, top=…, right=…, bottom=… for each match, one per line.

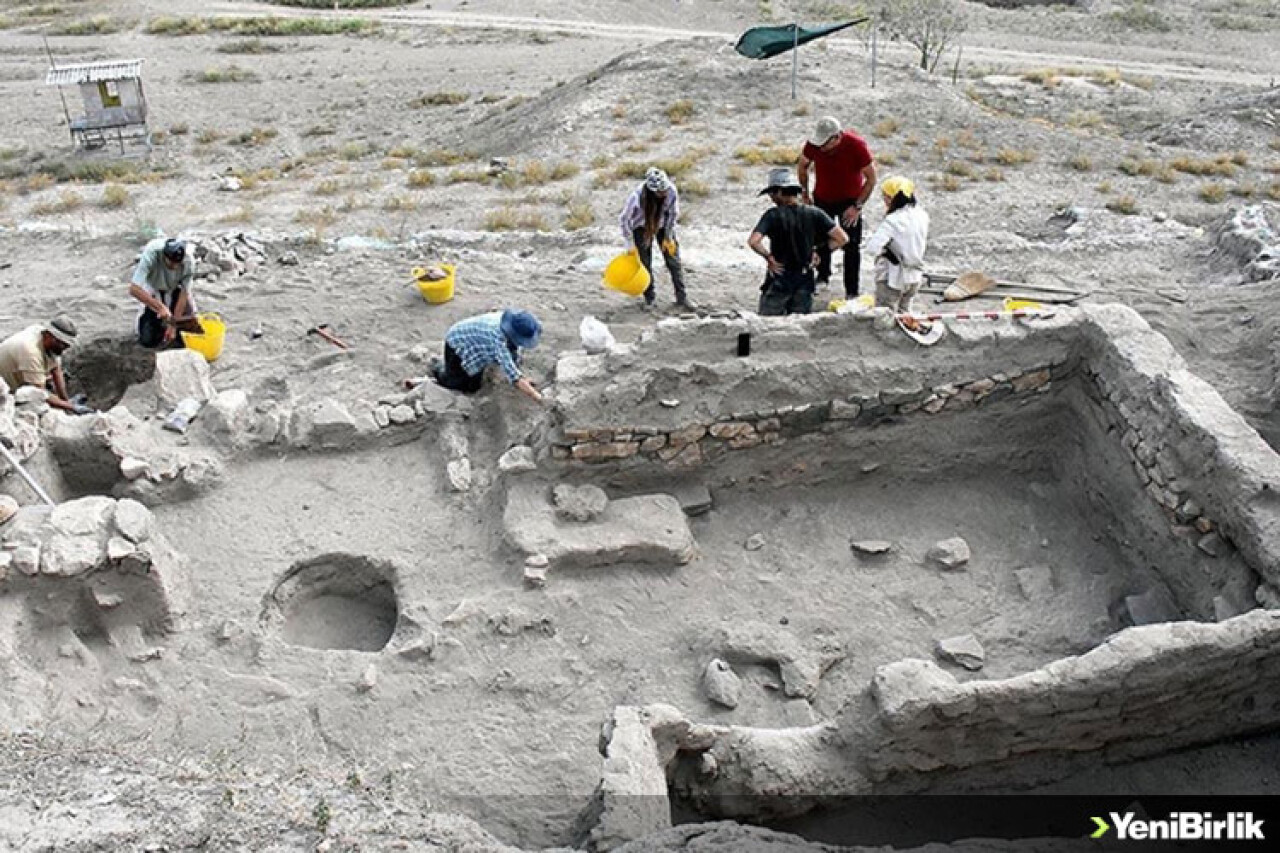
left=758, top=166, right=802, bottom=196
left=46, top=315, right=78, bottom=347
left=501, top=309, right=542, bottom=349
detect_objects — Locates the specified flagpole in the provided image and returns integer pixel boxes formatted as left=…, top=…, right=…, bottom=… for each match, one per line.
left=790, top=22, right=799, bottom=99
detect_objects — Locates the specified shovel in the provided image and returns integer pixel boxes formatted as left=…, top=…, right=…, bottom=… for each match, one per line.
left=0, top=442, right=55, bottom=506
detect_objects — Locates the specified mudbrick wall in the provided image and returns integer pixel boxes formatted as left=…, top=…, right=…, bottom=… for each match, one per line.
left=863, top=610, right=1280, bottom=782
left=1074, top=307, right=1280, bottom=603
left=550, top=308, right=1081, bottom=469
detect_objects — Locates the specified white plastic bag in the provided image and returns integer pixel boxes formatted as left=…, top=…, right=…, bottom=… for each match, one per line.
left=579, top=315, right=615, bottom=354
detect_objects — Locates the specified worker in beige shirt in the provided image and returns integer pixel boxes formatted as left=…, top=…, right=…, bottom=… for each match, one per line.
left=0, top=316, right=86, bottom=413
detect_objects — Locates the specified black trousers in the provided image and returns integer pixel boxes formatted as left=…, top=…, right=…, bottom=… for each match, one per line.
left=815, top=199, right=863, bottom=298
left=758, top=269, right=815, bottom=316
left=137, top=290, right=196, bottom=349
left=632, top=227, right=687, bottom=304
left=433, top=343, right=484, bottom=394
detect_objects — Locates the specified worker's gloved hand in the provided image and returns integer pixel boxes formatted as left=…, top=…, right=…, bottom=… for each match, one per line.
left=661, top=238, right=677, bottom=256
left=626, top=245, right=638, bottom=256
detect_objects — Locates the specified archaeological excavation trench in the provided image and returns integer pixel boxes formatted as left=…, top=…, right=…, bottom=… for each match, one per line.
left=4, top=302, right=1280, bottom=850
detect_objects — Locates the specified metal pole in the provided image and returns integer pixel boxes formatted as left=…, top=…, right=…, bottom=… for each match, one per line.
left=0, top=442, right=56, bottom=507
left=870, top=25, right=880, bottom=90
left=790, top=22, right=799, bottom=99
left=952, top=43, right=963, bottom=86
left=43, top=36, right=74, bottom=142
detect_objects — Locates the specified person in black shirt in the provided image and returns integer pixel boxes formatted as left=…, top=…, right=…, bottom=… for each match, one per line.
left=748, top=168, right=849, bottom=316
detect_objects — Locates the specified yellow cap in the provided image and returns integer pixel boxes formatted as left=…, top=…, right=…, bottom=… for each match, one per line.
left=880, top=175, right=915, bottom=200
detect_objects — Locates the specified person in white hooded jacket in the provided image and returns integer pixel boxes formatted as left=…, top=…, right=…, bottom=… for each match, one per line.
left=865, top=175, right=929, bottom=314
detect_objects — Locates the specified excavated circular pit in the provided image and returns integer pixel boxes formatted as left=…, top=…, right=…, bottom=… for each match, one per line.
left=63, top=335, right=157, bottom=410
left=265, top=554, right=399, bottom=652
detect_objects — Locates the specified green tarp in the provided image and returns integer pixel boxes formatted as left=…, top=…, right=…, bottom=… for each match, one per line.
left=734, top=19, right=866, bottom=60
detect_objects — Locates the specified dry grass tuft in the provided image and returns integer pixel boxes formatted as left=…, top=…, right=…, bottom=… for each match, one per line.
left=937, top=174, right=962, bottom=192
left=413, top=149, right=474, bottom=168
left=446, top=168, right=491, bottom=184
left=733, top=144, right=799, bottom=166
left=230, top=127, right=278, bottom=147
left=382, top=195, right=416, bottom=212
left=665, top=99, right=696, bottom=125
left=1170, top=155, right=1237, bottom=177
left=407, top=170, right=435, bottom=188
left=1197, top=182, right=1228, bottom=203
left=1021, top=68, right=1059, bottom=87
left=872, top=118, right=900, bottom=138
left=410, top=91, right=468, bottom=108
left=1106, top=195, right=1139, bottom=215
left=484, top=206, right=549, bottom=231
left=1067, top=154, right=1093, bottom=172
left=564, top=196, right=595, bottom=230
left=995, top=147, right=1035, bottom=166
left=31, top=189, right=83, bottom=216
left=1067, top=111, right=1105, bottom=130
left=99, top=184, right=130, bottom=209
left=191, top=65, right=259, bottom=84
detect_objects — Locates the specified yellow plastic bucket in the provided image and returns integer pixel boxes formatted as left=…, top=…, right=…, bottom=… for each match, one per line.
left=602, top=252, right=651, bottom=297
left=1003, top=297, right=1043, bottom=311
left=414, top=264, right=456, bottom=304
left=180, top=313, right=226, bottom=362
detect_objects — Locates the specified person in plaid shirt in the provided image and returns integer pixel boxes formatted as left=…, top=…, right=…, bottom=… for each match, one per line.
left=431, top=309, right=544, bottom=403
left=618, top=167, right=695, bottom=310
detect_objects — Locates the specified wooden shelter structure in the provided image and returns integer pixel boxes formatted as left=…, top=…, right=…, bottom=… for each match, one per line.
left=45, top=59, right=150, bottom=151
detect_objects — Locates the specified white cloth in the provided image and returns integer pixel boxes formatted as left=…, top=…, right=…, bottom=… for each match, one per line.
left=865, top=205, right=929, bottom=291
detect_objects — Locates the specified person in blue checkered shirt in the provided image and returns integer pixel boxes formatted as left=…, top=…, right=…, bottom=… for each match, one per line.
left=431, top=309, right=544, bottom=403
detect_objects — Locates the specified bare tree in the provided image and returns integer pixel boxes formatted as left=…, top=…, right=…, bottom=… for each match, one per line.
left=872, top=0, right=968, bottom=73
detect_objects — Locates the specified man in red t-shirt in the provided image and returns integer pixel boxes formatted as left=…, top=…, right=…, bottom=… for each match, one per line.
left=798, top=116, right=877, bottom=298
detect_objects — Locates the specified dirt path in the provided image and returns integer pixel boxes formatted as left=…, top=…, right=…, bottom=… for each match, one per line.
left=210, top=1, right=1280, bottom=88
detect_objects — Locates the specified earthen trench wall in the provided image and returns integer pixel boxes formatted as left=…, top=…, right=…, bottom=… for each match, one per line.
left=555, top=306, right=1280, bottom=816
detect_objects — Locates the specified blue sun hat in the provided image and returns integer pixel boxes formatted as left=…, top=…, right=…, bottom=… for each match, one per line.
left=500, top=309, right=541, bottom=349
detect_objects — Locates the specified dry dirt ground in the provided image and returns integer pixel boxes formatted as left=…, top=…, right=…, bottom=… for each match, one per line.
left=3, top=0, right=1280, bottom=850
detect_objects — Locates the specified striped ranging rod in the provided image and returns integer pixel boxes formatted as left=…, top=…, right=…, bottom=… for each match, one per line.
left=905, top=308, right=1058, bottom=322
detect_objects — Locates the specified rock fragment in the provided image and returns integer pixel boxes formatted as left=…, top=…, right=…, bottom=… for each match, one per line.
left=702, top=658, right=742, bottom=709
left=498, top=445, right=538, bottom=474
left=154, top=349, right=216, bottom=407
left=744, top=533, right=766, bottom=552
left=851, top=540, right=893, bottom=555
left=927, top=537, right=970, bottom=569
left=935, top=634, right=985, bottom=671
left=446, top=458, right=472, bottom=493
left=553, top=483, right=609, bottom=522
